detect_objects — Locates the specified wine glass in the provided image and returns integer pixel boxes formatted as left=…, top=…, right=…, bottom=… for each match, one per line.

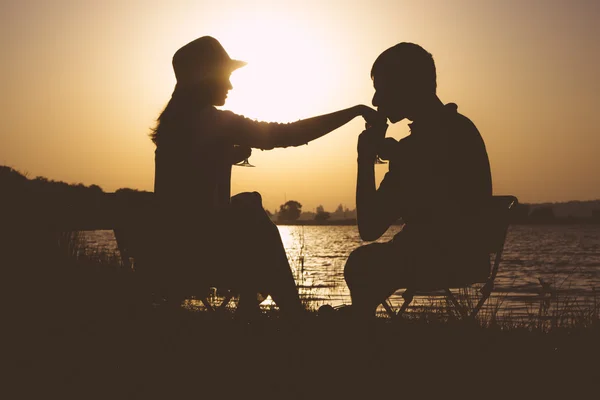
left=234, top=158, right=255, bottom=167
left=365, top=122, right=388, bottom=165
left=374, top=156, right=387, bottom=165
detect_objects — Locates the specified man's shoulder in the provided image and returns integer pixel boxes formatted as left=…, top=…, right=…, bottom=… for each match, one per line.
left=444, top=109, right=490, bottom=165
left=440, top=109, right=483, bottom=150
left=448, top=109, right=480, bottom=135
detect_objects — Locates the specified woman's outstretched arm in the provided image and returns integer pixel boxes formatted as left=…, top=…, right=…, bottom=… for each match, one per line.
left=269, top=105, right=383, bottom=147
left=207, top=105, right=383, bottom=150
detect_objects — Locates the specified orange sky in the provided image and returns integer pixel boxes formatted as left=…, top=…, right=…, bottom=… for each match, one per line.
left=1, top=0, right=599, bottom=212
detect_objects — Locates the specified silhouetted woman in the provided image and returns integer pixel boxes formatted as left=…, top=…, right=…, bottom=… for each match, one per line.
left=150, top=36, right=380, bottom=317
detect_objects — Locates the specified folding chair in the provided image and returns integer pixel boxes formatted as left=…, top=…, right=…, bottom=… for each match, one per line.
left=113, top=192, right=236, bottom=312
left=381, top=195, right=518, bottom=319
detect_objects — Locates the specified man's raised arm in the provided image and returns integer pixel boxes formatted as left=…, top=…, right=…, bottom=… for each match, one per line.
left=356, top=124, right=401, bottom=241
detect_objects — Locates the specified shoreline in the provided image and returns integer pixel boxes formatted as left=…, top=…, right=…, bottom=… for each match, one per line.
left=273, top=219, right=600, bottom=226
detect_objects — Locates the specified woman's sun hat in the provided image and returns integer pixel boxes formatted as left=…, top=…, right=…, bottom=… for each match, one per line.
left=172, top=36, right=247, bottom=85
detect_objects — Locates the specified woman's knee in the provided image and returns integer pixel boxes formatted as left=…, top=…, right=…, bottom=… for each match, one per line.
left=231, top=192, right=275, bottom=225
left=231, top=191, right=262, bottom=210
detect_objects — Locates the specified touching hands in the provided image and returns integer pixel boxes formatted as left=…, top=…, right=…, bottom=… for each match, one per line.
left=358, top=105, right=387, bottom=128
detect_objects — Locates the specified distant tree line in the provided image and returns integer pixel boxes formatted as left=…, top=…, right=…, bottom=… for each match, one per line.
left=277, top=200, right=302, bottom=222
left=270, top=199, right=600, bottom=225
left=315, top=205, right=331, bottom=222
left=510, top=203, right=600, bottom=224
left=3, top=165, right=600, bottom=226
left=270, top=201, right=357, bottom=225
left=0, top=165, right=153, bottom=230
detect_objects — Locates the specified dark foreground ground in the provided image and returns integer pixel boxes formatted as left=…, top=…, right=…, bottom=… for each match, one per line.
left=6, top=286, right=599, bottom=400
left=3, top=228, right=599, bottom=400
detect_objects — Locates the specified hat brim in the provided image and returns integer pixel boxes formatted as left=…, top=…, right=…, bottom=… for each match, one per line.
left=229, top=59, right=247, bottom=71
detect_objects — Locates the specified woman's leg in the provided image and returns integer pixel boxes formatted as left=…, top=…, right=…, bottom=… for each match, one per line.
left=230, top=192, right=303, bottom=316
left=256, top=216, right=304, bottom=315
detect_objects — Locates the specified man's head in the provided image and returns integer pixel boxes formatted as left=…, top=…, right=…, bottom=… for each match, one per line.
left=371, top=43, right=437, bottom=123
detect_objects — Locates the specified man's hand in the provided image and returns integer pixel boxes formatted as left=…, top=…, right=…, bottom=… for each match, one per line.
left=358, top=105, right=387, bottom=128
left=377, top=137, right=399, bottom=161
left=357, top=123, right=388, bottom=163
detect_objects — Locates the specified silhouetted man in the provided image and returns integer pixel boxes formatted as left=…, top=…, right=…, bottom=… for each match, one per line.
left=344, top=43, right=493, bottom=317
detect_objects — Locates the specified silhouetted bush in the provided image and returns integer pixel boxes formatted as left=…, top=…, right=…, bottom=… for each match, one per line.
left=278, top=200, right=302, bottom=222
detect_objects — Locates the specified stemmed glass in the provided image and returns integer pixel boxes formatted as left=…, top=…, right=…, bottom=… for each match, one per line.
left=234, top=158, right=255, bottom=167
left=365, top=122, right=388, bottom=165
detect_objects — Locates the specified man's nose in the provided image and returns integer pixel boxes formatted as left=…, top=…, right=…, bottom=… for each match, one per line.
left=372, top=92, right=379, bottom=108
left=227, top=80, right=233, bottom=90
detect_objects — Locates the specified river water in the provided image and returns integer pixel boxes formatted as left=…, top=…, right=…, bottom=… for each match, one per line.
left=84, top=224, right=600, bottom=318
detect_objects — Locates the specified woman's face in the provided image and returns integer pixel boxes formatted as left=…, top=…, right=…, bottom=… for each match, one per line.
left=209, top=73, right=233, bottom=106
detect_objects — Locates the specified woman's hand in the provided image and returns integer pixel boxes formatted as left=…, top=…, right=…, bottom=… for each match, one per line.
left=237, top=145, right=252, bottom=160
left=357, top=105, right=387, bottom=128
left=231, top=145, right=252, bottom=164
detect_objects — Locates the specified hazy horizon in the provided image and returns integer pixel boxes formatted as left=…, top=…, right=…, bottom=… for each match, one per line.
left=2, top=0, right=599, bottom=212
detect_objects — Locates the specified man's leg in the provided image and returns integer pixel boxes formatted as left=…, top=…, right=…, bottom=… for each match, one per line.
left=344, top=242, right=410, bottom=317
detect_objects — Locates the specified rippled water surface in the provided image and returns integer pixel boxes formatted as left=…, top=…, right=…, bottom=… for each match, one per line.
left=84, top=225, right=600, bottom=316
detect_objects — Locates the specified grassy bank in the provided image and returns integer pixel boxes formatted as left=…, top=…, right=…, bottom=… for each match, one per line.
left=3, top=229, right=599, bottom=399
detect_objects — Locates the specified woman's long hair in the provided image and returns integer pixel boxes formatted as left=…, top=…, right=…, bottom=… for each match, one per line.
left=150, top=83, right=214, bottom=147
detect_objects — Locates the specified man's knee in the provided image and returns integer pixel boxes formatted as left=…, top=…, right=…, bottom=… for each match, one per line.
left=344, top=246, right=369, bottom=287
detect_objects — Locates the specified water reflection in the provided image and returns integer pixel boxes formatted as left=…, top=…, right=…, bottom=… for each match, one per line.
left=83, top=225, right=600, bottom=317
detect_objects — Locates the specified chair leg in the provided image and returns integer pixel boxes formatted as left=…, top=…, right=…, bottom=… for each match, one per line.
left=444, top=289, right=468, bottom=319
left=382, top=289, right=415, bottom=318
left=397, top=298, right=412, bottom=316
left=382, top=299, right=396, bottom=318
left=470, top=281, right=494, bottom=318
left=397, top=290, right=414, bottom=316
left=219, top=293, right=234, bottom=310
left=201, top=297, right=215, bottom=312
left=471, top=292, right=490, bottom=318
